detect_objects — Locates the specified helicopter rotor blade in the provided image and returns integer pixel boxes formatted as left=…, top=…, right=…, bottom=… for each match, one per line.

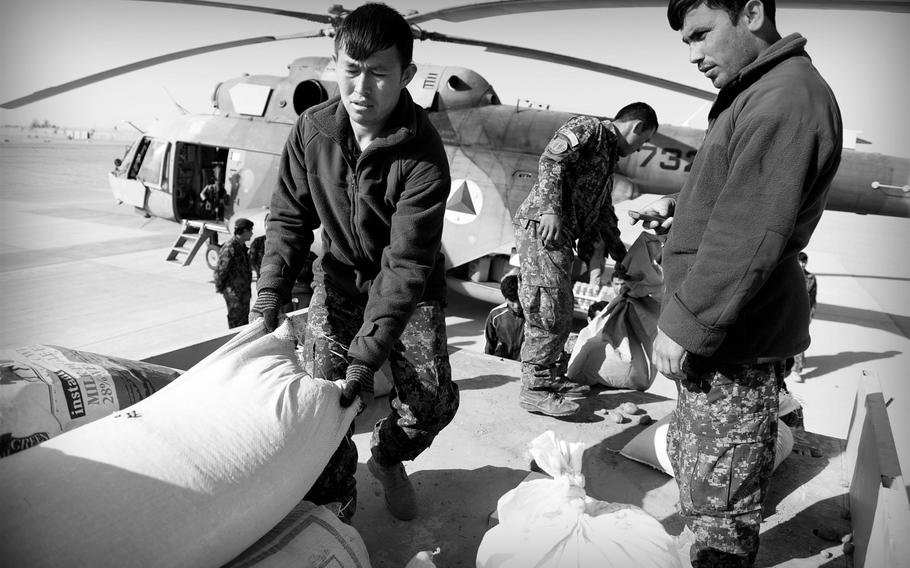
left=1, top=30, right=330, bottom=109
left=129, top=0, right=337, bottom=24
left=418, top=31, right=715, bottom=101
left=407, top=0, right=910, bottom=24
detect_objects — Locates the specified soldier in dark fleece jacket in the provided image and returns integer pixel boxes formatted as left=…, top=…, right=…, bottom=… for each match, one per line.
left=250, top=3, right=458, bottom=523
left=632, top=1, right=842, bottom=565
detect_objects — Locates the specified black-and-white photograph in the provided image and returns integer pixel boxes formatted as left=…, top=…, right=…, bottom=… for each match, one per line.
left=1, top=1, right=908, bottom=566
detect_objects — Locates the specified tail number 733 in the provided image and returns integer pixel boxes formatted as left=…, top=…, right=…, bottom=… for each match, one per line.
left=638, top=144, right=697, bottom=172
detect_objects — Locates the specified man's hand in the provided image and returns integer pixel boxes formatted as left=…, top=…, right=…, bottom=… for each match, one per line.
left=249, top=289, right=282, bottom=332
left=538, top=214, right=562, bottom=247
left=340, top=361, right=375, bottom=409
left=654, top=329, right=687, bottom=379
left=629, top=197, right=675, bottom=234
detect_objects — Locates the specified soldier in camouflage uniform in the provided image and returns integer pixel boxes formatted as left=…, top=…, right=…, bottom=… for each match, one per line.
left=641, top=2, right=843, bottom=564
left=513, top=103, right=658, bottom=417
left=250, top=4, right=458, bottom=522
left=213, top=218, right=253, bottom=329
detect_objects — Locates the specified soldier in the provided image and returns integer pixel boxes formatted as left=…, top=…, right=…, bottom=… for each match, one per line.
left=513, top=102, right=658, bottom=417
left=789, top=251, right=817, bottom=379
left=213, top=217, right=253, bottom=328
left=200, top=163, right=227, bottom=221
left=634, top=1, right=843, bottom=564
left=249, top=3, right=458, bottom=523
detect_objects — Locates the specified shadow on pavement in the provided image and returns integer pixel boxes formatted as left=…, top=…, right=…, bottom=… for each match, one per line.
left=800, top=349, right=900, bottom=380
left=816, top=302, right=910, bottom=338
left=353, top=464, right=528, bottom=568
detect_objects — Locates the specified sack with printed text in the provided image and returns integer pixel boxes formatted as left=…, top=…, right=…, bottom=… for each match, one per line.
left=0, top=345, right=180, bottom=457
left=0, top=317, right=359, bottom=567
left=476, top=430, right=685, bottom=568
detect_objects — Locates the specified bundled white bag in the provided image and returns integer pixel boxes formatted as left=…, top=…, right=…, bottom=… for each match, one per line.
left=0, top=317, right=358, bottom=568
left=566, top=233, right=664, bottom=390
left=476, top=431, right=684, bottom=568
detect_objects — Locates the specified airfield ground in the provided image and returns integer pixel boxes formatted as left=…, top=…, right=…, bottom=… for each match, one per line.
left=1, top=134, right=909, bottom=566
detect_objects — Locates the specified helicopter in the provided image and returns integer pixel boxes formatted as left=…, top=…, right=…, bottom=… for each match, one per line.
left=4, top=0, right=909, bottom=303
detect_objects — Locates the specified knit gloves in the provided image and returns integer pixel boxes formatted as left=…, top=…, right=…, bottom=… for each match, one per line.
left=249, top=289, right=283, bottom=332
left=340, top=360, right=375, bottom=409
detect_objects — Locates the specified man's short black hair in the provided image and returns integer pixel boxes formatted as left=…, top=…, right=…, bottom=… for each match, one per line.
left=335, top=3, right=414, bottom=68
left=614, top=102, right=659, bottom=133
left=588, top=300, right=609, bottom=321
left=667, top=0, right=776, bottom=31
left=500, top=274, right=520, bottom=303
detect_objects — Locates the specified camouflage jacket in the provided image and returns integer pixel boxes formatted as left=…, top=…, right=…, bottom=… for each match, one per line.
left=213, top=236, right=251, bottom=295
left=514, top=115, right=623, bottom=258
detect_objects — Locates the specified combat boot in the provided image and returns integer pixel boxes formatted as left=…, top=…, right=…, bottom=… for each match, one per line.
left=552, top=379, right=592, bottom=398
left=367, top=457, right=418, bottom=521
left=519, top=387, right=579, bottom=417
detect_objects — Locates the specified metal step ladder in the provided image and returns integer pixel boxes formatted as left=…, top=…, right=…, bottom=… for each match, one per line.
left=165, top=220, right=226, bottom=266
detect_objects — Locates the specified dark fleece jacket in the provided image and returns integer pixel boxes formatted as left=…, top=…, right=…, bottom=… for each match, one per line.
left=659, top=34, right=842, bottom=364
left=258, top=90, right=450, bottom=369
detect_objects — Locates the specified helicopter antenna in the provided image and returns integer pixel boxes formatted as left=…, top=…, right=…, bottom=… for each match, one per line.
left=164, top=88, right=191, bottom=115
left=118, top=120, right=145, bottom=134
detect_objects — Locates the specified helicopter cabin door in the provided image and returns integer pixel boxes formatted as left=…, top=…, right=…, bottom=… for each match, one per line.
left=109, top=139, right=149, bottom=209
left=110, top=136, right=174, bottom=220
left=173, top=142, right=230, bottom=222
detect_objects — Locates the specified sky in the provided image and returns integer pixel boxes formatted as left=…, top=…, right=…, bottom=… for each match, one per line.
left=1, top=0, right=909, bottom=157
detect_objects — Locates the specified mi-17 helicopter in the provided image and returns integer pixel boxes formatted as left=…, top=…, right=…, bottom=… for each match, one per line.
left=4, top=0, right=910, bottom=304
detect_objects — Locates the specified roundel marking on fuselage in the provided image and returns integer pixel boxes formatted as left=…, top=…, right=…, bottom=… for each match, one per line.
left=445, top=178, right=483, bottom=225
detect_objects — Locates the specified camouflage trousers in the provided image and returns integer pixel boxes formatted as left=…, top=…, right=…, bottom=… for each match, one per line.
left=514, top=221, right=574, bottom=390
left=300, top=281, right=459, bottom=521
left=667, top=356, right=786, bottom=567
left=222, top=286, right=250, bottom=329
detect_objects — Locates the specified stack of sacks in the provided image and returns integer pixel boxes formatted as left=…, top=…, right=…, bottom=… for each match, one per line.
left=0, top=317, right=358, bottom=567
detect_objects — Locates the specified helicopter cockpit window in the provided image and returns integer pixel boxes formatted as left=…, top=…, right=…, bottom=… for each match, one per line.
left=135, top=139, right=169, bottom=189
left=115, top=140, right=138, bottom=174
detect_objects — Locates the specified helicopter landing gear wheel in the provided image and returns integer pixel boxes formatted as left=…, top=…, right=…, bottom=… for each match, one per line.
left=205, top=243, right=222, bottom=271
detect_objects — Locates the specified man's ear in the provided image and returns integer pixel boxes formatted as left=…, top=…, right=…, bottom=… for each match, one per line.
left=632, top=120, right=646, bottom=134
left=401, top=62, right=417, bottom=88
left=743, top=0, right=765, bottom=31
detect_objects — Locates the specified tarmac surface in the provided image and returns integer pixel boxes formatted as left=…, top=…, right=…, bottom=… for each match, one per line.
left=2, top=135, right=909, bottom=566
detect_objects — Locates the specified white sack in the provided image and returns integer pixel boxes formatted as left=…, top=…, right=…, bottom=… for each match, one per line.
left=0, top=318, right=358, bottom=568
left=476, top=430, right=684, bottom=568
left=0, top=345, right=180, bottom=457
left=224, top=501, right=371, bottom=568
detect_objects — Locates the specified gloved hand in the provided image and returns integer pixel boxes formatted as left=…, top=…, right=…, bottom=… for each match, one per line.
left=340, top=360, right=375, bottom=410
left=249, top=288, right=282, bottom=332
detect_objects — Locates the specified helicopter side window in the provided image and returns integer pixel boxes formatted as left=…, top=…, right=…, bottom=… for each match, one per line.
left=136, top=139, right=169, bottom=189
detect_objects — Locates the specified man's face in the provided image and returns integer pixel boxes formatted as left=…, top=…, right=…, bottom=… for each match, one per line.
left=619, top=125, right=656, bottom=157
left=612, top=277, right=625, bottom=295
left=680, top=3, right=757, bottom=89
left=336, top=45, right=416, bottom=134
